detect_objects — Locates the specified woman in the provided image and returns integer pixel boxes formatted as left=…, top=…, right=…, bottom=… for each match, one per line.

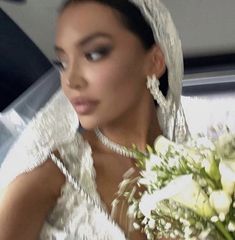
left=0, top=0, right=189, bottom=239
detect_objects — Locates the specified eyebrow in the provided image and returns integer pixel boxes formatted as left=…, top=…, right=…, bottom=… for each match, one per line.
left=55, top=32, right=112, bottom=53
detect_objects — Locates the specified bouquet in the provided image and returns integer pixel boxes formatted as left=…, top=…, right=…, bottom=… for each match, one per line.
left=121, top=132, right=235, bottom=239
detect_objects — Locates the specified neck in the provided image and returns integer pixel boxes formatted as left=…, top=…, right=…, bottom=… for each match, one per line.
left=98, top=98, right=162, bottom=152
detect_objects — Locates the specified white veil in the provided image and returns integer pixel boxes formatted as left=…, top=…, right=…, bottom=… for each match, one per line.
left=0, top=68, right=60, bottom=163
left=130, top=0, right=189, bottom=142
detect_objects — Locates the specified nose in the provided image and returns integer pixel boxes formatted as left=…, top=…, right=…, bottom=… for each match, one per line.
left=65, top=61, right=87, bottom=89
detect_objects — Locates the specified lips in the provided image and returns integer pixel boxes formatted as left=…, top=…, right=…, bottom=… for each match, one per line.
left=71, top=97, right=99, bottom=115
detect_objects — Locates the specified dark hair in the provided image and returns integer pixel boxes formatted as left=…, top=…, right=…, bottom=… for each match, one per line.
left=60, top=0, right=168, bottom=97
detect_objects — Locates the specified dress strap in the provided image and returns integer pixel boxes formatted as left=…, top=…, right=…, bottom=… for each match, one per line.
left=49, top=152, right=127, bottom=238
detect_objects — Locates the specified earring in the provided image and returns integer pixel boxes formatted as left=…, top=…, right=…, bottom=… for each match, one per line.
left=146, top=74, right=168, bottom=110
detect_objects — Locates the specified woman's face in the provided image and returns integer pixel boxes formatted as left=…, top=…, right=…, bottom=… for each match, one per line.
left=55, top=2, right=152, bottom=129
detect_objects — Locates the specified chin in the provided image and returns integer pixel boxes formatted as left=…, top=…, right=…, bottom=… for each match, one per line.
left=78, top=117, right=98, bottom=131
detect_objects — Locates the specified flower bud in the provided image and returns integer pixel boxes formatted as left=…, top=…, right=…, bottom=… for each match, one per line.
left=219, top=162, right=235, bottom=195
left=201, top=151, right=220, bottom=181
left=154, top=135, right=173, bottom=155
left=209, top=190, right=232, bottom=216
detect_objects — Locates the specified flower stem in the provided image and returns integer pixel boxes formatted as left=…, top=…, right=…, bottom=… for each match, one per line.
left=215, top=221, right=233, bottom=240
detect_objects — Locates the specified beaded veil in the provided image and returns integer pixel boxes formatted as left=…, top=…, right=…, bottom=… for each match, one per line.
left=129, top=0, right=189, bottom=142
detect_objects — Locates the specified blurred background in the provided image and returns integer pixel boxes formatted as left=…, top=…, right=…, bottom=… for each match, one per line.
left=0, top=0, right=235, bottom=161
left=1, top=0, right=235, bottom=60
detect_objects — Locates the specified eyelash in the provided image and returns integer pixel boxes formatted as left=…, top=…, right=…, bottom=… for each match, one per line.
left=85, top=47, right=111, bottom=61
left=53, top=47, right=111, bottom=72
left=53, top=59, right=67, bottom=72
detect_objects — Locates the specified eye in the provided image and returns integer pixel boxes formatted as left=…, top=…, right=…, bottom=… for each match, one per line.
left=85, top=47, right=111, bottom=62
left=52, top=59, right=68, bottom=72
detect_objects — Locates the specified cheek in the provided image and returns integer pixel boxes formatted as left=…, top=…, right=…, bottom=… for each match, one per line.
left=87, top=58, right=144, bottom=101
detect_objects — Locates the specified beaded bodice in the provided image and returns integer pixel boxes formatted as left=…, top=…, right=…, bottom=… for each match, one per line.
left=40, top=133, right=127, bottom=240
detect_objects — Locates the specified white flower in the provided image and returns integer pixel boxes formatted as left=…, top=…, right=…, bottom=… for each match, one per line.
left=198, top=229, right=211, bottom=239
left=139, top=169, right=158, bottom=186
left=154, top=135, right=185, bottom=156
left=210, top=216, right=219, bottom=223
left=165, top=222, right=171, bottom=230
left=219, top=161, right=235, bottom=195
left=202, top=159, right=211, bottom=172
left=148, top=218, right=156, bottom=229
left=216, top=134, right=235, bottom=162
left=216, top=133, right=235, bottom=195
left=139, top=192, right=158, bottom=218
left=169, top=175, right=214, bottom=218
left=139, top=175, right=214, bottom=218
left=168, top=156, right=180, bottom=168
left=147, top=154, right=163, bottom=169
left=138, top=154, right=165, bottom=186
left=209, top=190, right=232, bottom=217
left=228, top=221, right=235, bottom=232
left=154, top=135, right=172, bottom=155
left=187, top=150, right=202, bottom=164
left=219, top=213, right=226, bottom=222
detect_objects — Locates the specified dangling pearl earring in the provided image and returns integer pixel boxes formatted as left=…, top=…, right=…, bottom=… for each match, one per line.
left=146, top=74, right=168, bottom=110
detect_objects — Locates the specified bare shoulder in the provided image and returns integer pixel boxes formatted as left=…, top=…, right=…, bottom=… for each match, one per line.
left=0, top=151, right=65, bottom=240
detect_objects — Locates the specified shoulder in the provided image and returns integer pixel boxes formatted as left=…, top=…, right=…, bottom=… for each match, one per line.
left=1, top=150, right=65, bottom=200
left=0, top=153, right=65, bottom=239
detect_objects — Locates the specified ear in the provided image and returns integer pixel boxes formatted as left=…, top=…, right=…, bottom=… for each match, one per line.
left=145, top=44, right=166, bottom=78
